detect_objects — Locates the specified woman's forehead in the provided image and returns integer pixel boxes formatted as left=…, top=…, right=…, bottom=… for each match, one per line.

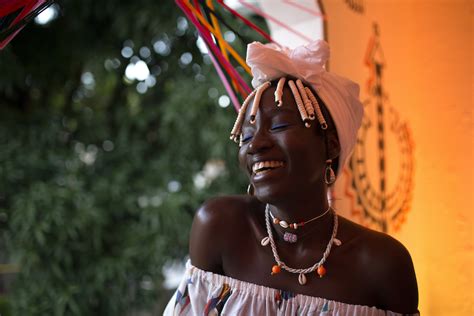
left=243, top=85, right=298, bottom=120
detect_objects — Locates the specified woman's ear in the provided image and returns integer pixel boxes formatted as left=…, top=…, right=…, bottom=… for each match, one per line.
left=326, top=130, right=340, bottom=160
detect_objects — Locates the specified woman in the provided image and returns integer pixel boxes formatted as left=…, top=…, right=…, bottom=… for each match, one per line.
left=164, top=40, right=418, bottom=315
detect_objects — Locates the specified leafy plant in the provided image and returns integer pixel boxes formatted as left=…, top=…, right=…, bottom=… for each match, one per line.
left=0, top=1, right=268, bottom=314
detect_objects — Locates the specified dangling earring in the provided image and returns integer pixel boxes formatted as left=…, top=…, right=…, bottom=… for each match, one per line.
left=247, top=184, right=254, bottom=195
left=324, top=159, right=336, bottom=185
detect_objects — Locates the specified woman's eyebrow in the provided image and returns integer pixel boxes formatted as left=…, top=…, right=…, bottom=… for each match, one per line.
left=266, top=106, right=296, bottom=115
left=268, top=109, right=299, bottom=119
left=242, top=106, right=297, bottom=125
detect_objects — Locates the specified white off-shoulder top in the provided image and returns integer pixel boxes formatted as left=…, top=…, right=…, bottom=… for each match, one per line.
left=164, top=261, right=419, bottom=316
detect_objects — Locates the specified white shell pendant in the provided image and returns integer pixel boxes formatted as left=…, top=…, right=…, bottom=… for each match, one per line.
left=298, top=273, right=307, bottom=285
left=261, top=236, right=270, bottom=246
left=333, top=238, right=342, bottom=246
left=279, top=221, right=289, bottom=228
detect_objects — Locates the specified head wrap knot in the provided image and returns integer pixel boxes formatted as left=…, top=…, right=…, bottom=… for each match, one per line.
left=246, top=40, right=364, bottom=177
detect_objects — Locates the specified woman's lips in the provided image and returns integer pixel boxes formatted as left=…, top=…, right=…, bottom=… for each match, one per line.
left=251, top=161, right=285, bottom=182
left=251, top=160, right=285, bottom=174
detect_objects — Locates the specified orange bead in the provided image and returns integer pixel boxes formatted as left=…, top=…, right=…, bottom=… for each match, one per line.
left=271, top=265, right=281, bottom=275
left=317, top=265, right=326, bottom=278
left=274, top=218, right=280, bottom=224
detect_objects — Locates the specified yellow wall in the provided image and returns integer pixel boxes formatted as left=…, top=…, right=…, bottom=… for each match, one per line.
left=325, top=1, right=473, bottom=315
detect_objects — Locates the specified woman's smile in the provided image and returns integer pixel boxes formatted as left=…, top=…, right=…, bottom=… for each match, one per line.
left=238, top=84, right=328, bottom=200
left=251, top=160, right=286, bottom=183
left=252, top=160, right=285, bottom=174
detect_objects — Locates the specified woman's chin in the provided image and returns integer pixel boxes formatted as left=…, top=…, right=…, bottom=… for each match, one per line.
left=253, top=186, right=287, bottom=204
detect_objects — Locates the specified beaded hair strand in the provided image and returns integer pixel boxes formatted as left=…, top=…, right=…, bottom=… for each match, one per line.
left=229, top=77, right=329, bottom=145
left=288, top=80, right=311, bottom=127
left=230, top=89, right=257, bottom=142
left=296, top=79, right=316, bottom=121
left=249, top=81, right=271, bottom=124
left=230, top=81, right=271, bottom=143
left=274, top=77, right=286, bottom=107
left=304, top=87, right=328, bottom=130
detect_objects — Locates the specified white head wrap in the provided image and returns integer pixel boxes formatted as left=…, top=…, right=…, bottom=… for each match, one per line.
left=246, top=40, right=364, bottom=176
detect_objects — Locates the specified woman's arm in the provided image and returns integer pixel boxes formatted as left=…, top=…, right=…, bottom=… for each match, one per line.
left=189, top=197, right=229, bottom=274
left=370, top=234, right=419, bottom=314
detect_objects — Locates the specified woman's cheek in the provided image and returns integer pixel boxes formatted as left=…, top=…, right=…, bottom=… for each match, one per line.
left=237, top=148, right=249, bottom=175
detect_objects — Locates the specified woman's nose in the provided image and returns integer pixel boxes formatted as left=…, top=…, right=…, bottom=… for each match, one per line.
left=247, top=129, right=273, bottom=153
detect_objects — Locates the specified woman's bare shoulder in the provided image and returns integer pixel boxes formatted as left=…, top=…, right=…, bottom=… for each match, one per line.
left=189, top=195, right=260, bottom=274
left=339, top=216, right=419, bottom=313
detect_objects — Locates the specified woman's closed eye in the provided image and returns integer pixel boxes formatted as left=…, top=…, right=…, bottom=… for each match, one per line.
left=271, top=123, right=290, bottom=131
left=240, top=123, right=291, bottom=144
left=241, top=134, right=253, bottom=143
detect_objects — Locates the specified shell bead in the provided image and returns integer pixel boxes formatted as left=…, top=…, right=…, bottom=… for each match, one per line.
left=333, top=238, right=342, bottom=246
left=298, top=273, right=307, bottom=285
left=261, top=236, right=270, bottom=246
left=279, top=221, right=289, bottom=228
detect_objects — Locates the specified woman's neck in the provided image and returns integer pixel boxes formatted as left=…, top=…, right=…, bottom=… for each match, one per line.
left=264, top=185, right=334, bottom=243
left=266, top=180, right=330, bottom=220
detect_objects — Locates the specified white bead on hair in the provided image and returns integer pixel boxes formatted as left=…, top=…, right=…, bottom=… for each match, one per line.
left=274, top=77, right=286, bottom=107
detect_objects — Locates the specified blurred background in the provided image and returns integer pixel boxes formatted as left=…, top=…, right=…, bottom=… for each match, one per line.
left=0, top=0, right=472, bottom=315
left=0, top=1, right=267, bottom=314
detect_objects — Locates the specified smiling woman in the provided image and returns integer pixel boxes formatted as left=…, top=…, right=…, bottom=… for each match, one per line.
left=237, top=83, right=334, bottom=206
left=164, top=40, right=419, bottom=316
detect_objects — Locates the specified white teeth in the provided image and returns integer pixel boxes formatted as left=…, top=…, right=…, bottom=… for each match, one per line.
left=252, top=161, right=284, bottom=173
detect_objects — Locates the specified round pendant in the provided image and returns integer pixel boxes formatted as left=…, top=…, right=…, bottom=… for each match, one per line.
left=283, top=232, right=297, bottom=243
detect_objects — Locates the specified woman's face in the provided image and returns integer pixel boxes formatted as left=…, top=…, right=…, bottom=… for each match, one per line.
left=238, top=85, right=331, bottom=201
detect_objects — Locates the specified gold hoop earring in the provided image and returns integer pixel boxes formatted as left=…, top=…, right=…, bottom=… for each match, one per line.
left=324, top=159, right=336, bottom=185
left=247, top=184, right=254, bottom=195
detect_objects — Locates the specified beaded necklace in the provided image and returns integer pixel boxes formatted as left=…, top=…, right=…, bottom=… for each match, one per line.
left=268, top=206, right=331, bottom=243
left=261, top=204, right=342, bottom=285
left=269, top=205, right=331, bottom=228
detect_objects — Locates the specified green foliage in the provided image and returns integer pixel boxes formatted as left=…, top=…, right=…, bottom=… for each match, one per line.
left=0, top=295, right=12, bottom=316
left=1, top=107, right=215, bottom=314
left=0, top=1, right=268, bottom=314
